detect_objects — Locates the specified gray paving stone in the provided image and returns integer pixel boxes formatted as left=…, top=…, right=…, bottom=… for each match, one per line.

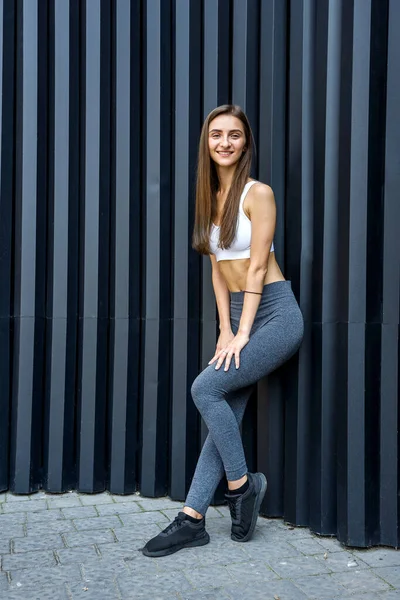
left=67, top=580, right=120, bottom=599
left=1, top=549, right=57, bottom=570
left=117, top=569, right=193, bottom=597
left=179, top=591, right=231, bottom=600
left=79, top=493, right=115, bottom=506
left=25, top=519, right=75, bottom=535
left=0, top=524, right=25, bottom=539
left=62, top=505, right=98, bottom=519
left=330, top=593, right=399, bottom=600
left=2, top=583, right=70, bottom=600
left=111, top=493, right=141, bottom=503
left=97, top=541, right=150, bottom=563
left=0, top=538, right=10, bottom=554
left=318, top=550, right=370, bottom=572
left=0, top=573, right=9, bottom=593
left=44, top=492, right=81, bottom=499
left=27, top=508, right=64, bottom=522
left=292, top=573, right=348, bottom=598
left=313, top=534, right=345, bottom=552
left=81, top=558, right=130, bottom=581
left=184, top=565, right=236, bottom=590
left=56, top=545, right=99, bottom=565
left=120, top=510, right=170, bottom=526
left=13, top=533, right=65, bottom=553
left=4, top=494, right=30, bottom=503
left=226, top=560, right=278, bottom=583
left=147, top=546, right=205, bottom=571
left=353, top=548, right=400, bottom=568
left=267, top=554, right=332, bottom=578
left=224, top=579, right=309, bottom=600
left=2, top=499, right=47, bottom=513
left=8, top=564, right=81, bottom=590
left=72, top=515, right=122, bottom=531
left=96, top=501, right=143, bottom=516
left=114, top=522, right=163, bottom=542
left=47, top=496, right=83, bottom=510
left=289, top=537, right=327, bottom=555
left=64, top=529, right=116, bottom=547
left=0, top=493, right=6, bottom=503
left=372, top=565, right=400, bottom=587
left=185, top=542, right=253, bottom=568
left=0, top=512, right=26, bottom=525
left=240, top=537, right=302, bottom=561
left=136, top=497, right=185, bottom=511
left=331, top=569, right=392, bottom=593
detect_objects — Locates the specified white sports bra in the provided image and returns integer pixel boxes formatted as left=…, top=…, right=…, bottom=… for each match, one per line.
left=209, top=180, right=275, bottom=262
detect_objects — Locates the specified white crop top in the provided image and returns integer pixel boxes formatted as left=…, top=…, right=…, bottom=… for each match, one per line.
left=209, top=180, right=275, bottom=261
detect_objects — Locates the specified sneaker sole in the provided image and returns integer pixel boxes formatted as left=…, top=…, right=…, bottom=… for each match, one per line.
left=231, top=472, right=267, bottom=543
left=141, top=531, right=210, bottom=557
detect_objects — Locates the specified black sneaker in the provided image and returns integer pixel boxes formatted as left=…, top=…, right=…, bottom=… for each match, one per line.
left=141, top=511, right=210, bottom=557
left=225, top=472, right=267, bottom=542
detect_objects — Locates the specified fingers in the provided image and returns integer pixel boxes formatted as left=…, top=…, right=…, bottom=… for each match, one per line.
left=215, top=348, right=240, bottom=371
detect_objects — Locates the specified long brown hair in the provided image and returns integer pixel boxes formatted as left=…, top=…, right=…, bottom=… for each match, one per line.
left=191, top=104, right=255, bottom=255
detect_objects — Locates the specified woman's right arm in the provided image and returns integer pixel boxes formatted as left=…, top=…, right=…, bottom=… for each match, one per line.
left=210, top=254, right=232, bottom=333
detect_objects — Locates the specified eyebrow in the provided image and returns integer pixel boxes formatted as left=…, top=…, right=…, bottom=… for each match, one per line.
left=209, top=129, right=243, bottom=134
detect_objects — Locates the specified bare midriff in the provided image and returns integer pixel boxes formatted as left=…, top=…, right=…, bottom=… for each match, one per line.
left=218, top=253, right=286, bottom=292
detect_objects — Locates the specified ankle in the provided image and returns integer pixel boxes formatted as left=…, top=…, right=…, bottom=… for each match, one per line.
left=227, top=473, right=248, bottom=492
left=183, top=506, right=204, bottom=520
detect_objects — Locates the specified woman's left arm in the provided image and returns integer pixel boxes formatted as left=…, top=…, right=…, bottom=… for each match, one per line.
left=237, top=184, right=276, bottom=336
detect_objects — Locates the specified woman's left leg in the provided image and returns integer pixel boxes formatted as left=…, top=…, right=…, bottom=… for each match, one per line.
left=190, top=309, right=304, bottom=484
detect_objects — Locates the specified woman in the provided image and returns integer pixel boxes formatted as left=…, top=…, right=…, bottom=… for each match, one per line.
left=142, top=104, right=304, bottom=557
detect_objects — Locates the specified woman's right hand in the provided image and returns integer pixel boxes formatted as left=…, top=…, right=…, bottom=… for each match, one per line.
left=208, top=329, right=235, bottom=365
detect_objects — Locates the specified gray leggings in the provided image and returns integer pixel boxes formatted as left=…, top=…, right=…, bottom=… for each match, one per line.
left=185, top=280, right=304, bottom=516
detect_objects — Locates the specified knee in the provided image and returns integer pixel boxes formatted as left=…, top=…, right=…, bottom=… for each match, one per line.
left=190, top=371, right=215, bottom=411
left=190, top=373, right=205, bottom=407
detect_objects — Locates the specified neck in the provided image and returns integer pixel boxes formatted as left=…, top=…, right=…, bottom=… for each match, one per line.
left=215, top=164, right=237, bottom=194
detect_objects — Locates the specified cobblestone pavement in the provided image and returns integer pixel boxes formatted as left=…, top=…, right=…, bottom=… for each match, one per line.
left=0, top=491, right=399, bottom=600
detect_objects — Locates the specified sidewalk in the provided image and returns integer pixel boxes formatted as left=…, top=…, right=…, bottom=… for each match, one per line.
left=0, top=491, right=399, bottom=600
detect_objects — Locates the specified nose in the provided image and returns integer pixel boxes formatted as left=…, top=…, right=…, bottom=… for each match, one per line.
left=219, top=137, right=231, bottom=148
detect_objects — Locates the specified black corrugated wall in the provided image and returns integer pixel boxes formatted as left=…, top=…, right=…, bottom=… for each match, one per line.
left=0, top=0, right=398, bottom=549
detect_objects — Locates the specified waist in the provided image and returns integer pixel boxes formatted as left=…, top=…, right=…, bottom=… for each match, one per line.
left=230, top=280, right=293, bottom=307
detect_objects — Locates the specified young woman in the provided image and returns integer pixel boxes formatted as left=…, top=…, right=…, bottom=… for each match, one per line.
left=142, top=104, right=304, bottom=557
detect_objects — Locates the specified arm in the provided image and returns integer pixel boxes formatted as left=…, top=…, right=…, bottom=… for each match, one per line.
left=238, top=184, right=276, bottom=336
left=210, top=254, right=232, bottom=332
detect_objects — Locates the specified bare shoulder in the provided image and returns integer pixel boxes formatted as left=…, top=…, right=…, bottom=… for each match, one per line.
left=244, top=181, right=275, bottom=217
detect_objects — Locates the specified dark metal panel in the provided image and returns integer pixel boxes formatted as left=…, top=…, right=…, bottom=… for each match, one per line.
left=140, top=0, right=172, bottom=496
left=108, top=0, right=137, bottom=494
left=379, top=0, right=400, bottom=547
left=257, top=0, right=288, bottom=517
left=43, top=0, right=75, bottom=493
left=284, top=0, right=308, bottom=526
left=77, top=0, right=110, bottom=492
left=200, top=0, right=231, bottom=505
left=170, top=0, right=202, bottom=501
left=337, top=0, right=372, bottom=548
left=232, top=0, right=260, bottom=163
left=10, top=0, right=44, bottom=493
left=0, top=0, right=15, bottom=491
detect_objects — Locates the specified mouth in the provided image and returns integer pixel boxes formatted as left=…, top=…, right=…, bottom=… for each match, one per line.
left=217, top=151, right=233, bottom=157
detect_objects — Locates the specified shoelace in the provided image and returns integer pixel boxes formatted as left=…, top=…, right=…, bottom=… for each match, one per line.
left=226, top=495, right=239, bottom=521
left=162, top=512, right=187, bottom=534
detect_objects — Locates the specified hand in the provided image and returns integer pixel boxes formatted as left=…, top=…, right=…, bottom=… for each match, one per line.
left=208, top=331, right=250, bottom=371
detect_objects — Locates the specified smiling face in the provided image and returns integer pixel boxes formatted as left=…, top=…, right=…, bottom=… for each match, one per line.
left=208, top=114, right=247, bottom=167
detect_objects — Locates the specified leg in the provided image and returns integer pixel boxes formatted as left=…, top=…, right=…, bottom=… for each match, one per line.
left=190, top=314, right=304, bottom=489
left=184, top=384, right=254, bottom=516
